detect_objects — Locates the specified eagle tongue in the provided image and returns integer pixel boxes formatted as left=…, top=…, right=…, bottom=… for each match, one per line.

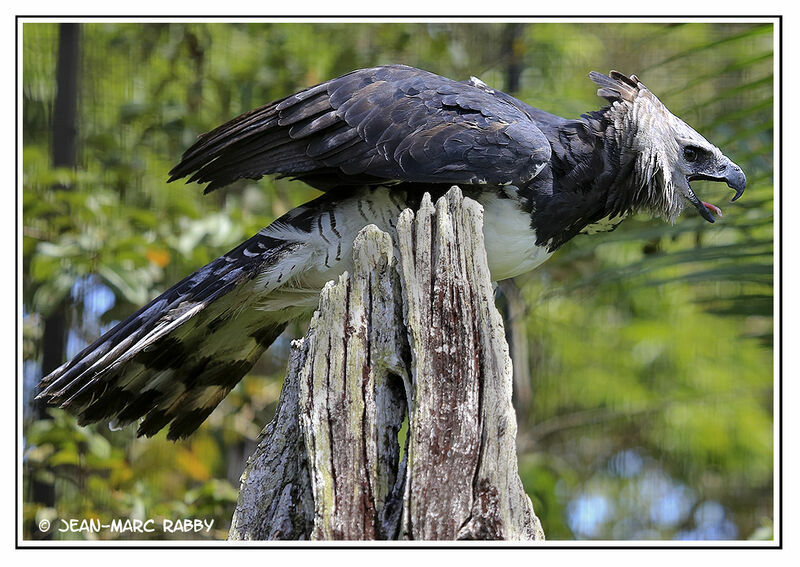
left=684, top=182, right=718, bottom=223
left=702, top=201, right=723, bottom=219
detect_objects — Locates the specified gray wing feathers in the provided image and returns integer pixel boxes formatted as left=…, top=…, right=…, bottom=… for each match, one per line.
left=168, top=64, right=552, bottom=192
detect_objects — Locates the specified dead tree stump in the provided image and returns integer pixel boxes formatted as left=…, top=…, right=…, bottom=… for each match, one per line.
left=228, top=187, right=544, bottom=541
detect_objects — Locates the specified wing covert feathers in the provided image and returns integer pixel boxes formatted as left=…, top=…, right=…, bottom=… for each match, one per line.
left=168, top=64, right=551, bottom=193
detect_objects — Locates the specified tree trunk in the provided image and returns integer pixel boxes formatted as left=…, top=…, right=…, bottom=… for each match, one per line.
left=501, top=22, right=525, bottom=93
left=30, top=22, right=81, bottom=540
left=498, top=279, right=533, bottom=421
left=229, top=187, right=544, bottom=541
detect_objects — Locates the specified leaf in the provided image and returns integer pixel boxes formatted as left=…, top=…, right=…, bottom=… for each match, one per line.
left=49, top=444, right=81, bottom=467
left=98, top=263, right=154, bottom=305
left=175, top=448, right=211, bottom=482
left=146, top=247, right=171, bottom=267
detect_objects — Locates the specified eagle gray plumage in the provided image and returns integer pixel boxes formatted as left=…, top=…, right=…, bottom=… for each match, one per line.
left=37, top=65, right=746, bottom=440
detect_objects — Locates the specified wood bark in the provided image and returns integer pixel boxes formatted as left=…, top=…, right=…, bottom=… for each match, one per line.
left=229, top=187, right=543, bottom=541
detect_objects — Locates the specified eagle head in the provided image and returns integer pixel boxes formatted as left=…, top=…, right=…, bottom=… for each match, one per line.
left=590, top=70, right=747, bottom=223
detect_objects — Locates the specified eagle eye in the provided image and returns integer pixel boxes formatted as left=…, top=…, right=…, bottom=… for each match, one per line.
left=683, top=146, right=699, bottom=162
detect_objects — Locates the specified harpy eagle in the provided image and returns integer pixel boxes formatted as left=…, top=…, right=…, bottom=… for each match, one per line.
left=37, top=65, right=747, bottom=440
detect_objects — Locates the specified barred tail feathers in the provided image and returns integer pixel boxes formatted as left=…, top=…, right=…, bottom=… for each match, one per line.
left=36, top=231, right=302, bottom=440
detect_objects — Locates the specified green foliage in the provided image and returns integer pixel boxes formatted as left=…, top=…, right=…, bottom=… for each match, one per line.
left=22, top=21, right=773, bottom=541
left=507, top=22, right=773, bottom=540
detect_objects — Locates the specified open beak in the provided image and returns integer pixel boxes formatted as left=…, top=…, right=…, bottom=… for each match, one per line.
left=684, top=158, right=747, bottom=223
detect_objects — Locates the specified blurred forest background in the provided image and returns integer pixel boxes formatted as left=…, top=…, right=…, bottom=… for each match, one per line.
left=21, top=21, right=775, bottom=541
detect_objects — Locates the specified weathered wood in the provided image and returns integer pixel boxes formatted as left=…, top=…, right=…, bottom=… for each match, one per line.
left=396, top=189, right=543, bottom=540
left=228, top=344, right=314, bottom=540
left=229, top=187, right=543, bottom=541
left=229, top=226, right=407, bottom=540
left=298, top=226, right=408, bottom=539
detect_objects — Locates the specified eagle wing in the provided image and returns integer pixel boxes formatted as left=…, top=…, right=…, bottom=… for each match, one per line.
left=167, top=64, right=551, bottom=192
left=36, top=233, right=296, bottom=440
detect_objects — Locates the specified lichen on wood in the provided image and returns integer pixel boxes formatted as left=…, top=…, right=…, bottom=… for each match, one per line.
left=229, top=187, right=543, bottom=541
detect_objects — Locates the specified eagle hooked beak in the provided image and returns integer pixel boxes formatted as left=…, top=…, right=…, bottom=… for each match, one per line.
left=684, top=157, right=747, bottom=223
